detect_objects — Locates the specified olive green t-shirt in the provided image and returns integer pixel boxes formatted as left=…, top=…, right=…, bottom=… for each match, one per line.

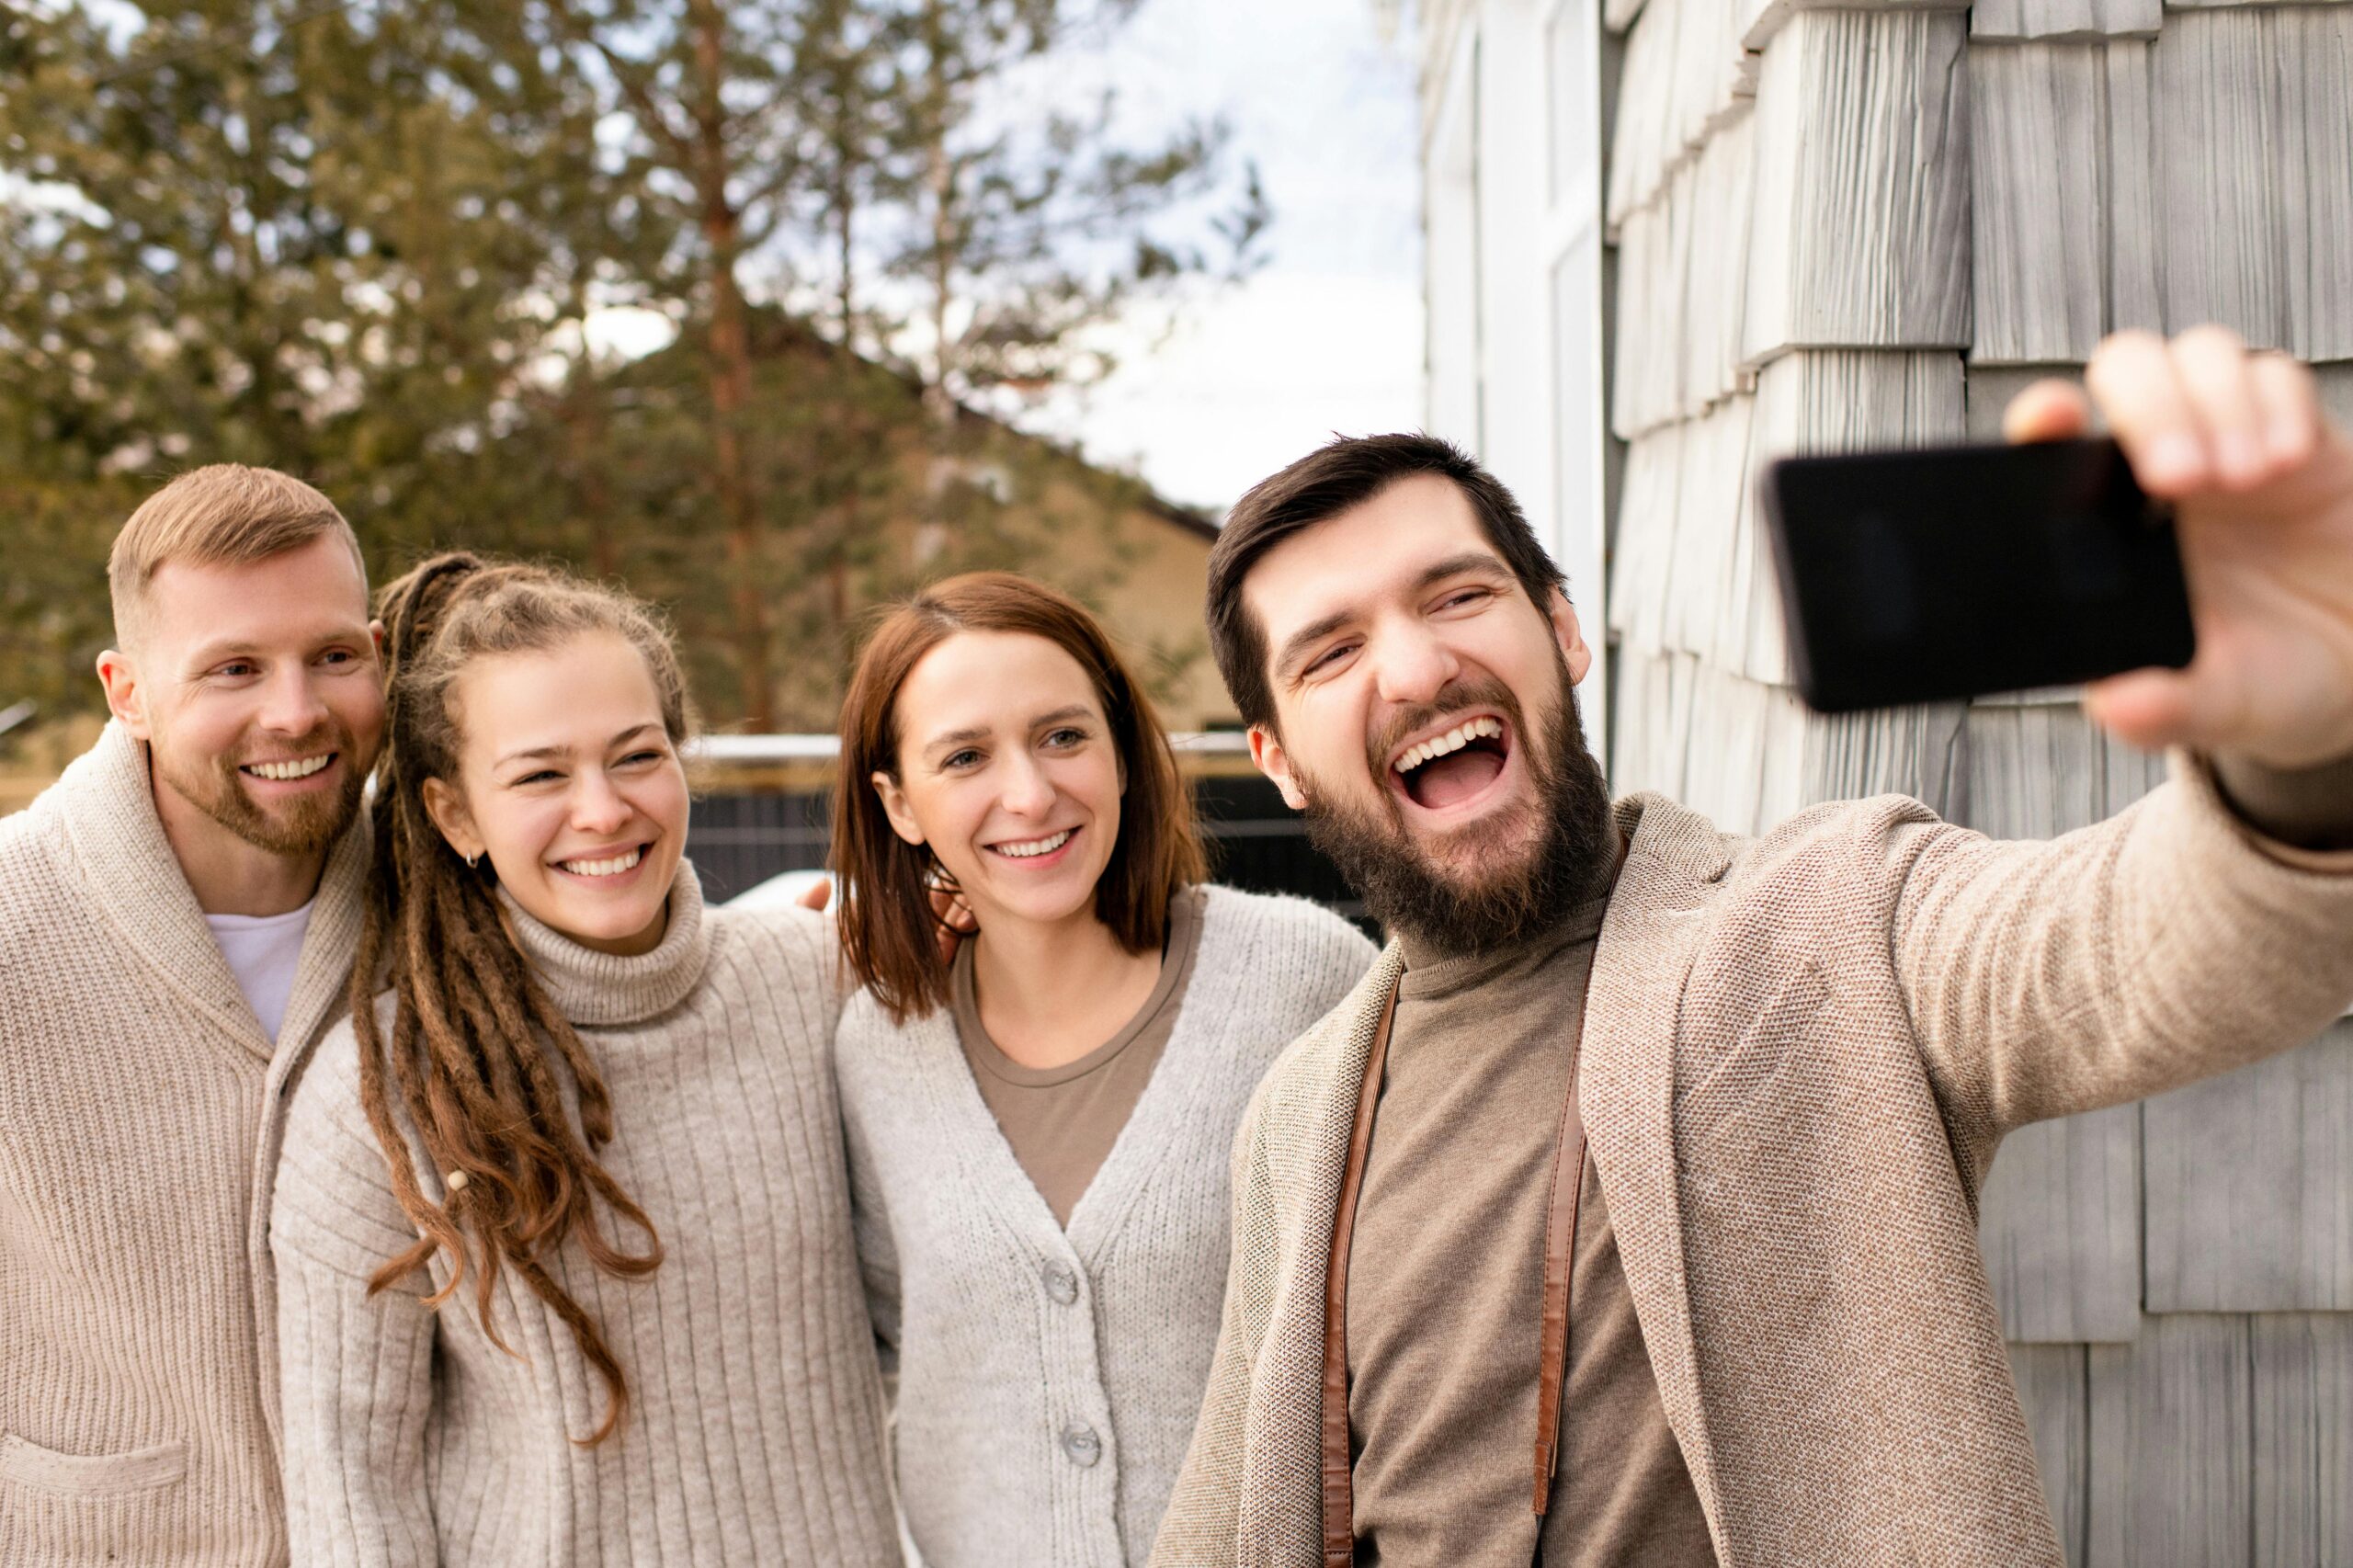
left=951, top=887, right=1207, bottom=1226
left=1346, top=875, right=1715, bottom=1567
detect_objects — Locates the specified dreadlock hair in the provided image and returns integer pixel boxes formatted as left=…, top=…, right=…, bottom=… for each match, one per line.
left=350, top=551, right=693, bottom=1447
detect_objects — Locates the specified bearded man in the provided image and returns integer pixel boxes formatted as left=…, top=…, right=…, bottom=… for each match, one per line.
left=0, top=466, right=382, bottom=1566
left=1151, top=328, right=2353, bottom=1567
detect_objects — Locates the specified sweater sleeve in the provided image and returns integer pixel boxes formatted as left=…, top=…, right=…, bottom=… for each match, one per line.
left=1146, top=1074, right=1274, bottom=1568
left=269, top=1026, right=441, bottom=1565
left=1890, top=753, right=2353, bottom=1150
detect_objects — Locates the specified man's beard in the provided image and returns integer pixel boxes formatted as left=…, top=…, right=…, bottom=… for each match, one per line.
left=1295, top=660, right=1616, bottom=960
left=153, top=722, right=366, bottom=858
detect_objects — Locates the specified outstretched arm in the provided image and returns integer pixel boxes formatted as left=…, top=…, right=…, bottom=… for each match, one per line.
left=1901, top=330, right=2353, bottom=1150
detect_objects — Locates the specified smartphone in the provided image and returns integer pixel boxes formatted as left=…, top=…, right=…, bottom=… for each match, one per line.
left=1759, top=437, right=2195, bottom=713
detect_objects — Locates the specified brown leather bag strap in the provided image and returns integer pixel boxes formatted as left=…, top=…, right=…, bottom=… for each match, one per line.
left=1529, top=1034, right=1588, bottom=1517
left=1321, top=982, right=1397, bottom=1567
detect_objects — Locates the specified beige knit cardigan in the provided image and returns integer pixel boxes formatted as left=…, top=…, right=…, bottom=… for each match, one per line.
left=1150, top=760, right=2353, bottom=1568
left=269, top=866, right=901, bottom=1567
left=0, top=721, right=366, bottom=1567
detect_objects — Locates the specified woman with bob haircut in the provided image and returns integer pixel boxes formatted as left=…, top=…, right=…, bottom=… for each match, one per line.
left=831, top=571, right=1376, bottom=1568
left=267, top=553, right=899, bottom=1566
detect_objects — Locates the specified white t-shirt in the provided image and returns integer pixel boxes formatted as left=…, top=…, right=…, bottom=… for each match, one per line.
left=205, top=900, right=316, bottom=1044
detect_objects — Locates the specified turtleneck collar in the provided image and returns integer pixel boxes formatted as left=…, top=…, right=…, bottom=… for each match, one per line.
left=497, top=860, right=711, bottom=1028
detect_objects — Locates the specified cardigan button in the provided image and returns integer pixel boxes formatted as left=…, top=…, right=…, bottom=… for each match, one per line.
left=1042, top=1261, right=1081, bottom=1305
left=1060, top=1423, right=1102, bottom=1468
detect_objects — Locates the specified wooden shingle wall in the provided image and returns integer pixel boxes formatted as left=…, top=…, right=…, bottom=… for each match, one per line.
left=1598, top=0, right=2353, bottom=1557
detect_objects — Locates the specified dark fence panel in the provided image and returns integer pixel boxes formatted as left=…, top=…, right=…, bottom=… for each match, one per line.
left=688, top=778, right=1367, bottom=928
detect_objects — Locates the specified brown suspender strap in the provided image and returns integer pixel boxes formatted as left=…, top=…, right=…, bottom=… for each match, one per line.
left=1530, top=1035, right=1588, bottom=1516
left=1321, top=983, right=1396, bottom=1568
left=1319, top=981, right=1591, bottom=1562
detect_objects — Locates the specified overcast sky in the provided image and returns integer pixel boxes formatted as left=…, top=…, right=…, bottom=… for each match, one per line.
left=1023, top=0, right=1427, bottom=515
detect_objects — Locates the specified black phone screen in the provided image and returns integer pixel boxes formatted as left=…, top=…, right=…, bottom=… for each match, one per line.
left=1760, top=437, right=2196, bottom=712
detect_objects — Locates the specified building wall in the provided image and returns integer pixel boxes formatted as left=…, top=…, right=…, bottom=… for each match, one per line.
left=1421, top=1, right=2353, bottom=1561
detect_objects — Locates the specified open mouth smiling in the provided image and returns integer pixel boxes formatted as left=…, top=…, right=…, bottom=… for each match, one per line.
left=987, top=827, right=1076, bottom=861
left=240, top=753, right=335, bottom=783
left=555, top=844, right=649, bottom=879
left=1389, top=714, right=1512, bottom=813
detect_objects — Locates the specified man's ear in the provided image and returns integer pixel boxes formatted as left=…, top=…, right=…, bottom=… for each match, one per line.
left=870, top=770, right=927, bottom=847
left=96, top=650, right=149, bottom=738
left=420, top=777, right=484, bottom=864
left=1547, top=588, right=1594, bottom=687
left=1247, top=723, right=1310, bottom=812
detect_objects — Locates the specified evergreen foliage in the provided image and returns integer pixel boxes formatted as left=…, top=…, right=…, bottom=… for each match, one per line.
left=0, top=0, right=1256, bottom=732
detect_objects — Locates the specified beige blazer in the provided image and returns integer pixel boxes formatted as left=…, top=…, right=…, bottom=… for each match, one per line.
left=1149, top=759, right=2353, bottom=1568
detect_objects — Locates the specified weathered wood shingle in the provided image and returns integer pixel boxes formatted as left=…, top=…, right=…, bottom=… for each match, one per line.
left=2276, top=8, right=2353, bottom=361
left=1741, top=12, right=1972, bottom=366
left=2143, top=1023, right=2353, bottom=1312
left=2009, top=1345, right=2091, bottom=1565
left=1971, top=0, right=2159, bottom=40
left=1971, top=45, right=2108, bottom=364
left=2086, top=1316, right=2255, bottom=1567
left=2251, top=1313, right=2353, bottom=1567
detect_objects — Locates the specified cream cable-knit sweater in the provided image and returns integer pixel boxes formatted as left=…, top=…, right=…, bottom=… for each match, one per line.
left=0, top=721, right=366, bottom=1567
left=270, top=865, right=900, bottom=1567
left=837, top=885, right=1377, bottom=1568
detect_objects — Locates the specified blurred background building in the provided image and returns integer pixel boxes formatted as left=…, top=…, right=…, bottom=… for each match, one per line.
left=1420, top=0, right=2353, bottom=1560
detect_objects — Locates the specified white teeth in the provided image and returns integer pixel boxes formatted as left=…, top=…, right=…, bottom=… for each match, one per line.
left=1393, top=716, right=1504, bottom=775
left=561, top=847, right=643, bottom=878
left=246, top=755, right=332, bottom=781
left=994, top=829, right=1073, bottom=859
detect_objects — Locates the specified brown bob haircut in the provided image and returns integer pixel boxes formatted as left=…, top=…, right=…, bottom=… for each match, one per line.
left=1206, top=432, right=1567, bottom=730
left=833, top=571, right=1208, bottom=1023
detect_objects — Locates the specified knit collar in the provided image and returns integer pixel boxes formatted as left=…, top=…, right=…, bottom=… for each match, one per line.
left=51, top=719, right=369, bottom=1060
left=497, top=860, right=711, bottom=1028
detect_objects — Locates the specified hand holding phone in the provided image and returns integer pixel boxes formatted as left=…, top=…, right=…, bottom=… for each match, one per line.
left=1760, top=437, right=2194, bottom=713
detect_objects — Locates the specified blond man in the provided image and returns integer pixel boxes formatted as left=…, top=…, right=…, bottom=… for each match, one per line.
left=0, top=466, right=383, bottom=1565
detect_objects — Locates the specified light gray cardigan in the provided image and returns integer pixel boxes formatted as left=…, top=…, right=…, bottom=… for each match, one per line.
left=835, top=885, right=1376, bottom=1568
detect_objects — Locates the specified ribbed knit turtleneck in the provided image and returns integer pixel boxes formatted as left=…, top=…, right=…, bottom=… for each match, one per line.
left=272, top=866, right=899, bottom=1568
left=498, top=863, right=712, bottom=1026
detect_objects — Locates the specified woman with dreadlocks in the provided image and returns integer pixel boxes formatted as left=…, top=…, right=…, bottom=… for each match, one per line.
left=267, top=553, right=898, bottom=1565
